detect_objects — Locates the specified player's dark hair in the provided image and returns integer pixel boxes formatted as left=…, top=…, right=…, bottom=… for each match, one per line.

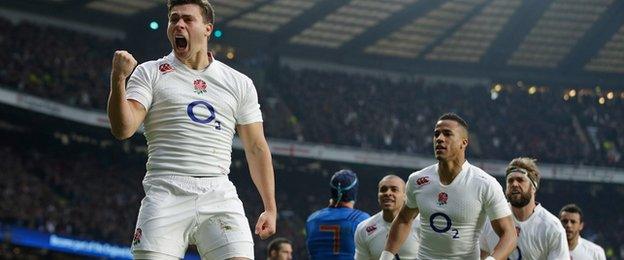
left=267, top=237, right=291, bottom=256
left=330, top=169, right=359, bottom=206
left=438, top=113, right=469, bottom=132
left=167, top=0, right=215, bottom=24
left=560, top=204, right=584, bottom=222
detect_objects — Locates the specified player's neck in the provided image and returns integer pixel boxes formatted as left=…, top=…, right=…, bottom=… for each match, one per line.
left=382, top=209, right=398, bottom=223
left=568, top=235, right=580, bottom=250
left=438, top=157, right=465, bottom=185
left=329, top=200, right=354, bottom=208
left=176, top=49, right=211, bottom=70
left=512, top=200, right=537, bottom=221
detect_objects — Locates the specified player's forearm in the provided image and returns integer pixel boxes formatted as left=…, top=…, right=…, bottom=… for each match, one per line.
left=490, top=229, right=516, bottom=260
left=107, top=76, right=138, bottom=140
left=246, top=139, right=276, bottom=212
left=384, top=217, right=412, bottom=253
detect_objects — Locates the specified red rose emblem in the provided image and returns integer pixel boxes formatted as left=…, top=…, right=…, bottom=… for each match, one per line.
left=193, top=79, right=207, bottom=94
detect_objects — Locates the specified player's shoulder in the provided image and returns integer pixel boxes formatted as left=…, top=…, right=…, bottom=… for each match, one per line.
left=356, top=212, right=379, bottom=231
left=306, top=208, right=326, bottom=222
left=534, top=204, right=566, bottom=230
left=133, top=54, right=175, bottom=79
left=211, top=59, right=253, bottom=83
left=580, top=237, right=605, bottom=252
left=349, top=208, right=371, bottom=222
left=407, top=164, right=437, bottom=182
left=463, top=162, right=500, bottom=189
left=356, top=212, right=382, bottom=236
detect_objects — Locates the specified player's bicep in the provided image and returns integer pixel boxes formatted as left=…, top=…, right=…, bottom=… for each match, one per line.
left=128, top=99, right=148, bottom=126
left=490, top=215, right=514, bottom=238
left=236, top=122, right=267, bottom=149
left=236, top=122, right=272, bottom=169
left=397, top=204, right=419, bottom=224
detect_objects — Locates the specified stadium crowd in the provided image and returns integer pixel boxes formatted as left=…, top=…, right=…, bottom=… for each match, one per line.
left=1, top=17, right=622, bottom=168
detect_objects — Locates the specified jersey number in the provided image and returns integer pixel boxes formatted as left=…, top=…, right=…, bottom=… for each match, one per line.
left=429, top=212, right=459, bottom=239
left=187, top=100, right=221, bottom=129
left=319, top=225, right=340, bottom=254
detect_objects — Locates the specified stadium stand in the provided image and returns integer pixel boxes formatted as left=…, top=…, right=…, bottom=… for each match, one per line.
left=1, top=17, right=622, bottom=168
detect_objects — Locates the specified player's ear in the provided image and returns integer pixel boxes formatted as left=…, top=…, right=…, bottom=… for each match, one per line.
left=579, top=221, right=584, bottom=231
left=205, top=22, right=213, bottom=37
left=461, top=137, right=469, bottom=150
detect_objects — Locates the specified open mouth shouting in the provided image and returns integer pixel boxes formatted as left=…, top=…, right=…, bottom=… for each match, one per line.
left=174, top=35, right=188, bottom=53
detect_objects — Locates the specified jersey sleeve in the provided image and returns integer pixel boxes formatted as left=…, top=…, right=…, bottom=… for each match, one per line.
left=404, top=174, right=419, bottom=209
left=235, top=77, right=263, bottom=125
left=354, top=222, right=372, bottom=260
left=547, top=223, right=570, bottom=260
left=596, top=245, right=607, bottom=260
left=125, top=63, right=153, bottom=110
left=482, top=177, right=512, bottom=220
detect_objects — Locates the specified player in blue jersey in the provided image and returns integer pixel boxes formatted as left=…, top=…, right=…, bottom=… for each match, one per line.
left=306, top=169, right=370, bottom=260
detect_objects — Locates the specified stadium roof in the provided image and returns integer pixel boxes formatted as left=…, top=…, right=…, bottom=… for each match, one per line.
left=2, top=0, right=624, bottom=85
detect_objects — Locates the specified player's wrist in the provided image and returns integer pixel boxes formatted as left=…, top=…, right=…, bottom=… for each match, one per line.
left=379, top=250, right=396, bottom=260
left=263, top=206, right=277, bottom=214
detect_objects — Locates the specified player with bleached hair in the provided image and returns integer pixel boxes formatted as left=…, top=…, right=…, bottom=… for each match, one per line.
left=355, top=174, right=420, bottom=260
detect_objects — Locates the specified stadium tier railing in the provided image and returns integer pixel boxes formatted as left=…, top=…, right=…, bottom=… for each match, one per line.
left=1, top=86, right=622, bottom=184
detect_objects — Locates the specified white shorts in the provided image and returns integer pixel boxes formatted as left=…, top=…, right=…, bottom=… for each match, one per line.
left=131, top=175, right=254, bottom=259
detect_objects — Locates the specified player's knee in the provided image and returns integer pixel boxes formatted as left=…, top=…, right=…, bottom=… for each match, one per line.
left=133, top=250, right=180, bottom=260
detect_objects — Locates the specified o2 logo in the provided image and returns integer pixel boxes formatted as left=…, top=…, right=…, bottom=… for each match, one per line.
left=429, top=212, right=459, bottom=239
left=187, top=100, right=221, bottom=130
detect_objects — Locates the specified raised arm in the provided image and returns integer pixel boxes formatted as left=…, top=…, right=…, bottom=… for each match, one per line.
left=236, top=122, right=276, bottom=239
left=107, top=50, right=147, bottom=140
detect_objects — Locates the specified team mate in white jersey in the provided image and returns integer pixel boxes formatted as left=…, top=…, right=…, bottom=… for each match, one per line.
left=382, top=113, right=516, bottom=260
left=480, top=158, right=569, bottom=260
left=355, top=175, right=420, bottom=260
left=560, top=204, right=606, bottom=260
left=107, top=0, right=276, bottom=259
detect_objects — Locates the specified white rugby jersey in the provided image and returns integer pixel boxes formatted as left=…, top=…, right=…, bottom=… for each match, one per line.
left=354, top=212, right=420, bottom=260
left=480, top=204, right=570, bottom=260
left=404, top=161, right=511, bottom=259
left=126, top=52, right=263, bottom=177
left=570, top=237, right=606, bottom=260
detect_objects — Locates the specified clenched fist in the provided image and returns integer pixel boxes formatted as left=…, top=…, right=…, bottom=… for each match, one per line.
left=111, top=50, right=137, bottom=80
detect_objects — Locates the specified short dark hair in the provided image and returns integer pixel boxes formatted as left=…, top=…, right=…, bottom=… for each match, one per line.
left=438, top=113, right=469, bottom=131
left=560, top=204, right=583, bottom=222
left=267, top=237, right=291, bottom=255
left=167, top=0, right=215, bottom=24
